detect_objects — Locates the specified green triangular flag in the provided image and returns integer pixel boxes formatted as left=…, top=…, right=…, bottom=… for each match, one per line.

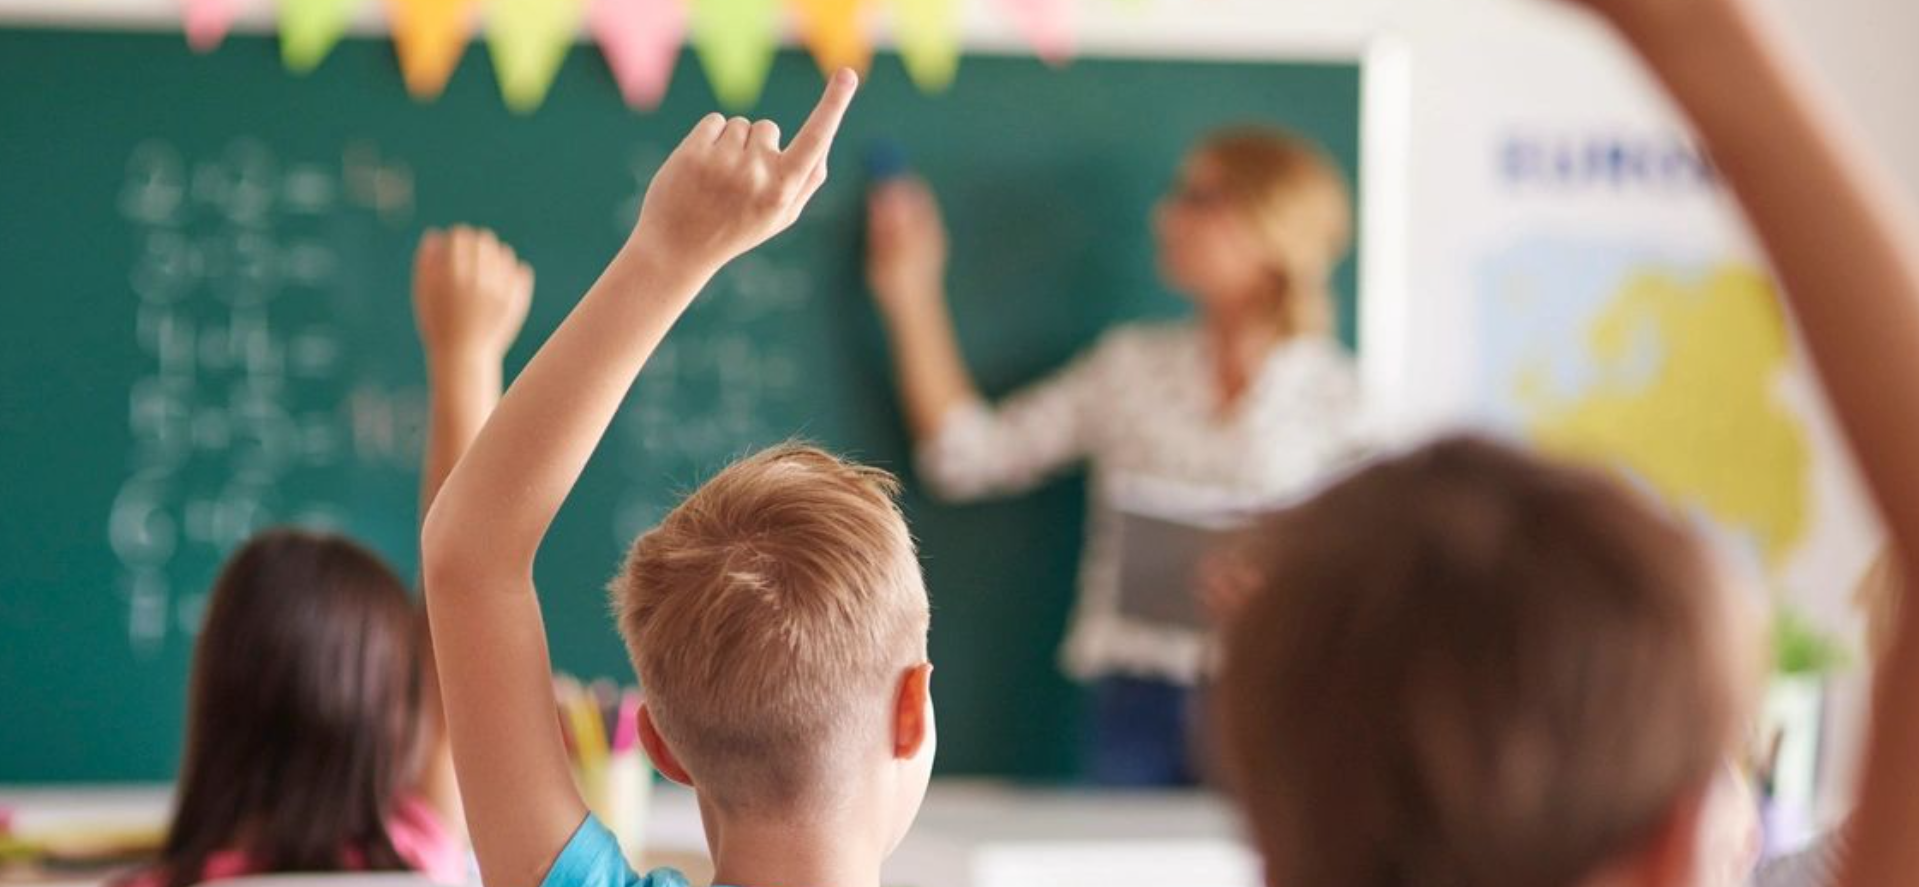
left=893, top=0, right=957, bottom=92
left=281, top=0, right=362, bottom=72
left=690, top=0, right=780, bottom=110
left=487, top=0, right=588, bottom=113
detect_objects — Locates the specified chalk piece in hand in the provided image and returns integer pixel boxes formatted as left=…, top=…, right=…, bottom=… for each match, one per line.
left=865, top=140, right=910, bottom=183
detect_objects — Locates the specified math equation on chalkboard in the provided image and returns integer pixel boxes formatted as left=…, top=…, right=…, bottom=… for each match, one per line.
left=104, top=137, right=822, bottom=656
left=109, top=137, right=419, bottom=654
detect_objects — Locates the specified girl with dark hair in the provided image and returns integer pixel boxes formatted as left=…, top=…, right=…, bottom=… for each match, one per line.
left=124, top=226, right=534, bottom=887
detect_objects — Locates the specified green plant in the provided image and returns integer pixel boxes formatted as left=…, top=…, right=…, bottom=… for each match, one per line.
left=1774, top=607, right=1850, bottom=676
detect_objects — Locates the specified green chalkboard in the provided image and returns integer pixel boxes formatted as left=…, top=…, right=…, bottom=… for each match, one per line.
left=0, top=26, right=1360, bottom=783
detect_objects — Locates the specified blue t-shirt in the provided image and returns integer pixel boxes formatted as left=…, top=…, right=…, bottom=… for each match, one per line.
left=540, top=813, right=689, bottom=887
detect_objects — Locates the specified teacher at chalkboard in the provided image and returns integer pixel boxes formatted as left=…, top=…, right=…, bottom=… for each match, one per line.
left=864, top=128, right=1369, bottom=787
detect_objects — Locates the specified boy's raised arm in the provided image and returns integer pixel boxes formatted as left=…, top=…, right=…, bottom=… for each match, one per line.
left=1568, top=0, right=1919, bottom=883
left=420, top=72, right=858, bottom=887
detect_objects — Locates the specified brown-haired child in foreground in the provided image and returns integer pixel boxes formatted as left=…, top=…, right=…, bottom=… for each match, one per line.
left=1216, top=0, right=1919, bottom=885
left=421, top=71, right=940, bottom=887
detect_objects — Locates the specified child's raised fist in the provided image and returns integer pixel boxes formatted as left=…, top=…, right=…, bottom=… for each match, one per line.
left=413, top=225, right=535, bottom=365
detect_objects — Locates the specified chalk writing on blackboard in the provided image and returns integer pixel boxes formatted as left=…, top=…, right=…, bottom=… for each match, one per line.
left=110, top=138, right=407, bottom=655
left=609, top=248, right=808, bottom=546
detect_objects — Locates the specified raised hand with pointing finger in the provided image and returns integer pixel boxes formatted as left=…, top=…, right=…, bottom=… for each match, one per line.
left=630, top=69, right=856, bottom=277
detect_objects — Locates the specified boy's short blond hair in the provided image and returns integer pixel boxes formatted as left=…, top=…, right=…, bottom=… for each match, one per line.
left=611, top=444, right=929, bottom=812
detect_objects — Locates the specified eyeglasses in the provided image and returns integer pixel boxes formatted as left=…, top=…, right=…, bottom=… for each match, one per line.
left=1167, top=182, right=1232, bottom=212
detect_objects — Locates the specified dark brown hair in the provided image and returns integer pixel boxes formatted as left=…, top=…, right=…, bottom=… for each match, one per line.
left=145, top=528, right=422, bottom=887
left=1217, top=435, right=1753, bottom=887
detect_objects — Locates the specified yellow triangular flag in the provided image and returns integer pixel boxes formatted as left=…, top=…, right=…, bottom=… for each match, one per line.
left=893, top=0, right=956, bottom=92
left=281, top=0, right=362, bottom=72
left=488, top=0, right=588, bottom=112
left=388, top=0, right=480, bottom=99
left=689, top=0, right=780, bottom=110
left=789, top=0, right=871, bottom=77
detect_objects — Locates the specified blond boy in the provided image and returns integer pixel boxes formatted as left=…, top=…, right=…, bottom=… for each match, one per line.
left=422, top=72, right=939, bottom=887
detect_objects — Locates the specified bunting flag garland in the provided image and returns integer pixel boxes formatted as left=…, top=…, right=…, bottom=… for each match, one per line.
left=180, top=0, right=1102, bottom=109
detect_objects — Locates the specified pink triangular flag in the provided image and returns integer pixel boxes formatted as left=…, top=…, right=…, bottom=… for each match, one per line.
left=996, top=0, right=1071, bottom=66
left=183, top=0, right=246, bottom=52
left=591, top=0, right=688, bottom=110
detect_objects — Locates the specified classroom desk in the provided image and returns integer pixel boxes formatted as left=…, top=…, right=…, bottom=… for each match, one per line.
left=0, top=780, right=1257, bottom=887
left=882, top=781, right=1258, bottom=887
left=0, top=785, right=173, bottom=886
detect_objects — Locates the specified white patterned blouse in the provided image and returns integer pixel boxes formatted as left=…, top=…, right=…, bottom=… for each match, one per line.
left=917, top=321, right=1371, bottom=686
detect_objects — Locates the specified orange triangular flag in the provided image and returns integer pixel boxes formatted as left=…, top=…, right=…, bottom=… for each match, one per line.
left=789, top=0, right=871, bottom=76
left=388, top=0, right=481, bottom=99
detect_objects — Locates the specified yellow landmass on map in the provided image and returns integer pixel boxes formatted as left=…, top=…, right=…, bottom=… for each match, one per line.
left=1519, top=265, right=1810, bottom=570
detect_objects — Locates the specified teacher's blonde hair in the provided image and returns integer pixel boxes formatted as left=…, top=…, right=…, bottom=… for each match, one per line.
left=1193, top=128, right=1353, bottom=339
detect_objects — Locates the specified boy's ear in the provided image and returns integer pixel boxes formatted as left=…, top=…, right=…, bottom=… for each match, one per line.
left=892, top=662, right=934, bottom=760
left=638, top=702, right=695, bottom=787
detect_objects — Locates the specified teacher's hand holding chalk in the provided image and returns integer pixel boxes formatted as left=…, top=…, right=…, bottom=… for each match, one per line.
left=863, top=157, right=978, bottom=441
left=867, top=175, right=950, bottom=316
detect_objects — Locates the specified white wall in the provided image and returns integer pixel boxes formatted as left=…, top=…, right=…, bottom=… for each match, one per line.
left=1776, top=0, right=1919, bottom=201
